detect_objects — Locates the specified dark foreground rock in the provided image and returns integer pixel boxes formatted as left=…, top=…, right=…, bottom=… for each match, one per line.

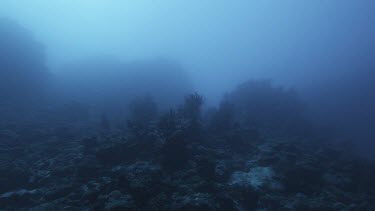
left=1, top=129, right=375, bottom=211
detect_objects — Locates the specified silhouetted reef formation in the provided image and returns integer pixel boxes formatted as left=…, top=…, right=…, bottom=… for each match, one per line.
left=1, top=91, right=375, bottom=210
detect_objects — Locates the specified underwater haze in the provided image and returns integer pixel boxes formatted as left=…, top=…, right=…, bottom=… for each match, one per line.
left=1, top=1, right=375, bottom=210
